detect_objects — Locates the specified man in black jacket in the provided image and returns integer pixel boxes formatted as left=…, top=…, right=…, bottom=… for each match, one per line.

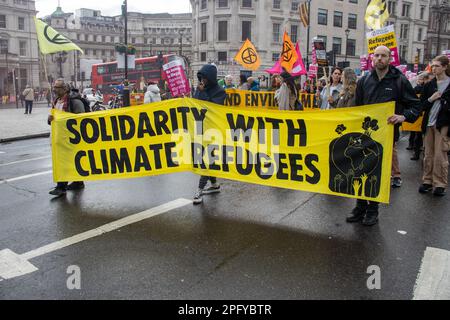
left=192, top=64, right=226, bottom=204
left=347, top=46, right=422, bottom=226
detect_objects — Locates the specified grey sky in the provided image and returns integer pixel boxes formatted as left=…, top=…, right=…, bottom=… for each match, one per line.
left=35, top=0, right=192, bottom=17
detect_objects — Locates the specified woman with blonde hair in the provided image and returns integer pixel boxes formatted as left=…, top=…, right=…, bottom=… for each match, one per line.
left=336, top=68, right=357, bottom=108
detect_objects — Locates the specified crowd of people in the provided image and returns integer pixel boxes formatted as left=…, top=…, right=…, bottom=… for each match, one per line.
left=46, top=45, right=450, bottom=228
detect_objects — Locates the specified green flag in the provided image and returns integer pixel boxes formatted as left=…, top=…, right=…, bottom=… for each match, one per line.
left=34, top=17, right=83, bottom=55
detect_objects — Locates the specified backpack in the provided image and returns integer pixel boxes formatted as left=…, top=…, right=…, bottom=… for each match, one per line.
left=69, top=96, right=91, bottom=113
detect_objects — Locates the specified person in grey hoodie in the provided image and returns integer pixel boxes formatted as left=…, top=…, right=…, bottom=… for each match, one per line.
left=144, top=82, right=162, bottom=104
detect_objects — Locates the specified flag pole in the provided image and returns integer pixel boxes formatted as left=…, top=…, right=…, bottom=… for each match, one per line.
left=41, top=53, right=53, bottom=103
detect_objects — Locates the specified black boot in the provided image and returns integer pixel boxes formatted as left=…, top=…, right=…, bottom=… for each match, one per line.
left=362, top=209, right=379, bottom=226
left=346, top=206, right=366, bottom=223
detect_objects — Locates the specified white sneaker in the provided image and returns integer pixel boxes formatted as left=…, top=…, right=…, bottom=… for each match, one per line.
left=193, top=189, right=203, bottom=204
left=202, top=183, right=220, bottom=194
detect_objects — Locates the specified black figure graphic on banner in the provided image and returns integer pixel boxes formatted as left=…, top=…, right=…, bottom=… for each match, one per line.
left=329, top=117, right=383, bottom=198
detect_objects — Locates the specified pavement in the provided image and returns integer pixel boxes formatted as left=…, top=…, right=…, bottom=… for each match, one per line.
left=0, top=135, right=449, bottom=300
left=0, top=102, right=51, bottom=142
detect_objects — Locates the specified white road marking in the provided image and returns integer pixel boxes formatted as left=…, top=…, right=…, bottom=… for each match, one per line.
left=0, top=170, right=52, bottom=184
left=413, top=247, right=450, bottom=300
left=0, top=151, right=5, bottom=154
left=0, top=156, right=51, bottom=167
left=0, top=198, right=192, bottom=280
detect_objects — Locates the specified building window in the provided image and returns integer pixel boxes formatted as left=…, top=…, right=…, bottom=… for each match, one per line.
left=402, top=3, right=411, bottom=17
left=18, top=17, right=25, bottom=30
left=332, top=37, right=342, bottom=55
left=388, top=1, right=397, bottom=16
left=420, top=6, right=425, bottom=20
left=132, top=37, right=136, bottom=43
left=77, top=34, right=80, bottom=41
left=102, top=36, right=106, bottom=42
left=0, top=39, right=8, bottom=53
left=201, top=0, right=207, bottom=10
left=418, top=28, right=423, bottom=42
left=349, top=0, right=358, bottom=3
left=400, top=24, right=408, bottom=39
left=242, top=0, right=252, bottom=7
left=242, top=21, right=251, bottom=41
left=399, top=45, right=407, bottom=60
left=218, top=51, right=227, bottom=61
left=334, top=11, right=343, bottom=27
left=101, top=49, right=106, bottom=56
left=292, top=1, right=299, bottom=11
left=218, top=21, right=228, bottom=41
left=291, top=25, right=298, bottom=43
left=348, top=13, right=357, bottom=29
left=317, top=36, right=327, bottom=50
left=272, top=53, right=279, bottom=62
left=272, top=23, right=281, bottom=43
left=200, top=52, right=206, bottom=62
left=110, top=50, right=115, bottom=56
left=0, top=15, right=6, bottom=28
left=346, top=39, right=356, bottom=56
left=201, top=22, right=207, bottom=42
left=318, top=9, right=328, bottom=25
left=93, top=49, right=97, bottom=56
left=218, top=0, right=228, bottom=7
left=273, top=0, right=281, bottom=9
left=19, top=40, right=26, bottom=56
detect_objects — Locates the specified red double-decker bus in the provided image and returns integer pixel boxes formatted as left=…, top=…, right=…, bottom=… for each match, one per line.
left=91, top=53, right=182, bottom=101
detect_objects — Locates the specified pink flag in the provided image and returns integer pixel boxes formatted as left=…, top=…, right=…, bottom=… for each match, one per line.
left=265, top=43, right=306, bottom=75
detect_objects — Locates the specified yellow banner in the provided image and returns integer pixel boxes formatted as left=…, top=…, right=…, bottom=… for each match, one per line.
left=224, top=89, right=317, bottom=109
left=402, top=114, right=423, bottom=132
left=51, top=99, right=394, bottom=203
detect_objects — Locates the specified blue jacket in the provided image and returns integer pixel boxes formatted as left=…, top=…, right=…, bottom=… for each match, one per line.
left=193, top=64, right=226, bottom=105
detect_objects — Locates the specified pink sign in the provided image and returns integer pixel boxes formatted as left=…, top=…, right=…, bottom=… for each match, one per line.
left=162, top=60, right=190, bottom=97
left=397, top=65, right=408, bottom=74
left=360, top=55, right=368, bottom=71
left=312, top=45, right=317, bottom=65
left=308, top=64, right=318, bottom=79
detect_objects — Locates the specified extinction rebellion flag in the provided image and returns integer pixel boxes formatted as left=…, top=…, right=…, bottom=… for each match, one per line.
left=234, top=38, right=261, bottom=71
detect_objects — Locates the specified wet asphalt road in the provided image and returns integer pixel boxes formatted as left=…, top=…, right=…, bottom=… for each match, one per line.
left=0, top=136, right=449, bottom=300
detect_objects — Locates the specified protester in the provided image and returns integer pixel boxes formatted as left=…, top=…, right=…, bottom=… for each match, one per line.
left=418, top=55, right=450, bottom=197
left=239, top=75, right=250, bottom=90
left=144, top=81, right=162, bottom=104
left=22, top=84, right=34, bottom=114
left=192, top=64, right=226, bottom=204
left=318, top=67, right=343, bottom=110
left=46, top=88, right=51, bottom=108
left=271, top=74, right=282, bottom=91
left=223, top=75, right=236, bottom=89
left=336, top=68, right=357, bottom=108
left=247, top=77, right=260, bottom=91
left=275, top=71, right=300, bottom=110
left=48, top=79, right=86, bottom=197
left=346, top=45, right=421, bottom=226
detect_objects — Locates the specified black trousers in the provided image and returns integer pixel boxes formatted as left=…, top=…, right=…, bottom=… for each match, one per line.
left=198, top=176, right=217, bottom=190
left=56, top=181, right=82, bottom=189
left=25, top=100, right=33, bottom=113
left=356, top=199, right=379, bottom=211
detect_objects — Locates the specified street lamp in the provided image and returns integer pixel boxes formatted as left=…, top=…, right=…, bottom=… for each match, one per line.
left=344, top=29, right=350, bottom=64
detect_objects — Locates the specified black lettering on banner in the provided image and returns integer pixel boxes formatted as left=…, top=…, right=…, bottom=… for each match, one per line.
left=257, top=117, right=266, bottom=144
left=153, top=111, right=171, bottom=135
left=80, top=118, right=100, bottom=144
left=265, top=118, right=284, bottom=145
left=245, top=94, right=250, bottom=107
left=222, top=145, right=234, bottom=172
left=191, top=108, right=207, bottom=135
left=236, top=147, right=253, bottom=175
left=118, top=115, right=135, bottom=140
left=110, top=116, right=120, bottom=141
left=260, top=93, right=269, bottom=107
left=305, top=154, right=320, bottom=184
left=251, top=93, right=259, bottom=107
left=225, top=93, right=241, bottom=106
left=137, top=112, right=156, bottom=138
left=100, top=149, right=110, bottom=173
left=177, top=106, right=190, bottom=131
left=226, top=114, right=255, bottom=142
left=110, top=148, right=132, bottom=174
left=289, top=153, right=304, bottom=182
left=207, top=144, right=221, bottom=171
left=164, top=142, right=178, bottom=167
left=255, top=152, right=274, bottom=180
left=169, top=108, right=179, bottom=132
left=74, top=151, right=89, bottom=176
left=88, top=150, right=102, bottom=175
left=275, top=153, right=289, bottom=180
left=191, top=143, right=206, bottom=169
left=99, top=117, right=112, bottom=141
left=67, top=119, right=81, bottom=144
left=149, top=144, right=163, bottom=169
left=286, top=119, right=307, bottom=147
left=134, top=146, right=152, bottom=171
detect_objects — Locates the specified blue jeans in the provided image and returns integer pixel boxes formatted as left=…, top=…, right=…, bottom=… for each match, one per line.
left=25, top=100, right=33, bottom=114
